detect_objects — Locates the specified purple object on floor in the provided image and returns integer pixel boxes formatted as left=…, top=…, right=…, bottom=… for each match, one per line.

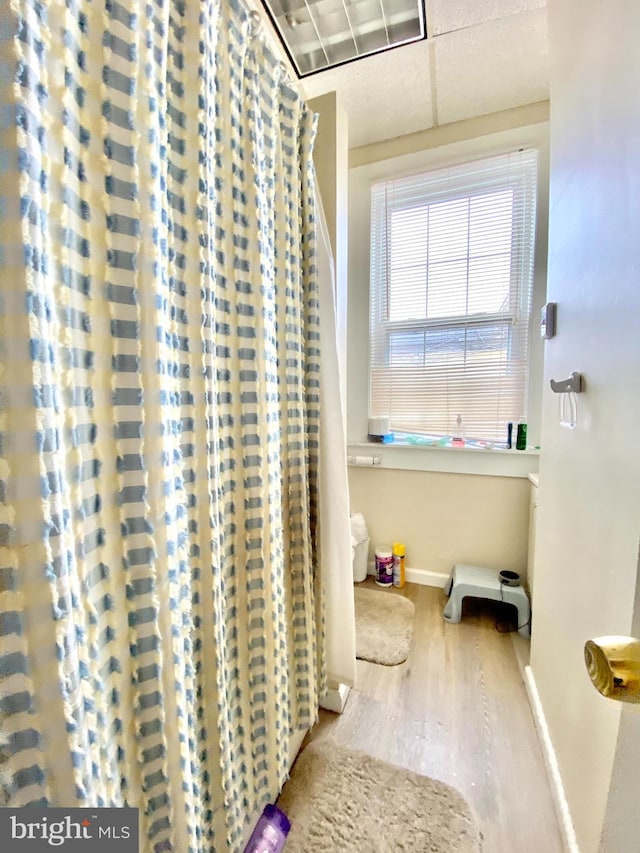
left=244, top=804, right=291, bottom=853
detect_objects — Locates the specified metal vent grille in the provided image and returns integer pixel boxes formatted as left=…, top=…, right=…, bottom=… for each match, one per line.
left=261, top=0, right=427, bottom=77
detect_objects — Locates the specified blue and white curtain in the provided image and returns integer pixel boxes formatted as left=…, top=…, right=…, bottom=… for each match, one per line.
left=0, top=1, right=325, bottom=850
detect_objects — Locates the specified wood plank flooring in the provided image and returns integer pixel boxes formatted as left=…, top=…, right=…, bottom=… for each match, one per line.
left=304, top=579, right=563, bottom=852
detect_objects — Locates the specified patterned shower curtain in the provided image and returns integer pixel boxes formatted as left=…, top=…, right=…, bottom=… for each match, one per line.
left=0, top=1, right=325, bottom=850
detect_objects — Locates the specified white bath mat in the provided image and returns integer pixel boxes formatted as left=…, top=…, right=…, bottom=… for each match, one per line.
left=277, top=740, right=480, bottom=852
left=354, top=587, right=415, bottom=665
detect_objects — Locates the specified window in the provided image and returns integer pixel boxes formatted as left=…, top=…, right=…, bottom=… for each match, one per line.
left=369, top=149, right=538, bottom=445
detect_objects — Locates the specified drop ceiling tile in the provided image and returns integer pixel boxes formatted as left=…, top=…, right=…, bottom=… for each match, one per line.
left=428, top=0, right=546, bottom=37
left=435, top=8, right=549, bottom=125
left=302, top=39, right=433, bottom=148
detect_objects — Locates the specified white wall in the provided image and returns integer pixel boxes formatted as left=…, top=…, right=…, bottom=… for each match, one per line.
left=308, top=92, right=349, bottom=417
left=349, top=467, right=530, bottom=582
left=530, top=2, right=640, bottom=850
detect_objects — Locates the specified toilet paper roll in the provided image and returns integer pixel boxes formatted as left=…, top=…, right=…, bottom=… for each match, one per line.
left=347, top=455, right=381, bottom=466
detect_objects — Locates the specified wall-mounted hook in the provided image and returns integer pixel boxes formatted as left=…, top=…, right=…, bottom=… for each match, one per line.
left=550, top=371, right=584, bottom=394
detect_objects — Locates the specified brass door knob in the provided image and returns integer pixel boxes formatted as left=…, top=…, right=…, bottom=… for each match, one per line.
left=584, top=636, right=640, bottom=703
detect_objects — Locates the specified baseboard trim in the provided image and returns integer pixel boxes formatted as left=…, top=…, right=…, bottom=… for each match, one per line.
left=367, top=565, right=449, bottom=588
left=319, top=681, right=351, bottom=714
left=406, top=567, right=449, bottom=588
left=524, top=665, right=580, bottom=853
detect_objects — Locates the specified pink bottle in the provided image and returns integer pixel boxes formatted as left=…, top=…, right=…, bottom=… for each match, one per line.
left=244, top=804, right=291, bottom=853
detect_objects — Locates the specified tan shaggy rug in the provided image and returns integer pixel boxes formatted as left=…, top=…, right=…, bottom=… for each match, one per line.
left=277, top=740, right=480, bottom=852
left=354, top=587, right=415, bottom=665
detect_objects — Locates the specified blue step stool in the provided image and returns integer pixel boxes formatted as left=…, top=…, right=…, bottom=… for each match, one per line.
left=443, top=564, right=531, bottom=639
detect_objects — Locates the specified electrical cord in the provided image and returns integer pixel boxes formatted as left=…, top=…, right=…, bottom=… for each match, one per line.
left=495, top=577, right=532, bottom=634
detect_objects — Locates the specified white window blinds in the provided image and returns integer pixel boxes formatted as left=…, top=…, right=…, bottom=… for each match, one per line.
left=369, top=149, right=538, bottom=444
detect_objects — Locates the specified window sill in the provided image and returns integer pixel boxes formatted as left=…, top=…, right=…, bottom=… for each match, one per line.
left=346, top=440, right=540, bottom=478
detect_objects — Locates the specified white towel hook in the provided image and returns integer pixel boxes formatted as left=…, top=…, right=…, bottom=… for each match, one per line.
left=550, top=371, right=584, bottom=394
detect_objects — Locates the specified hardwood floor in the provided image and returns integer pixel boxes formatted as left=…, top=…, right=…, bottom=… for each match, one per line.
left=305, top=579, right=563, bottom=852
